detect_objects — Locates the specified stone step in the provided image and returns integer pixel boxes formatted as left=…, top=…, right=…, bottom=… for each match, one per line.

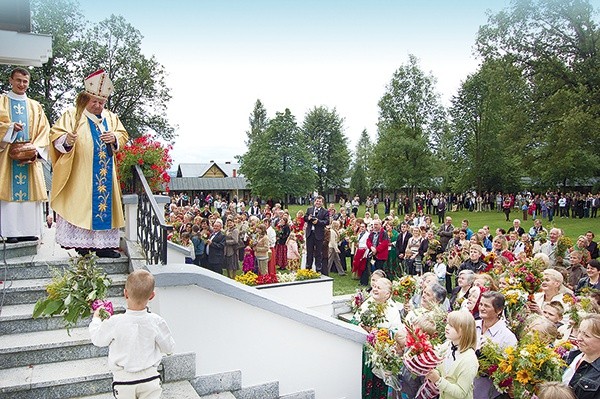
left=200, top=393, right=237, bottom=399
left=0, top=296, right=126, bottom=335
left=0, top=273, right=127, bottom=306
left=0, top=353, right=196, bottom=399
left=0, top=326, right=107, bottom=369
left=232, top=381, right=279, bottom=399
left=0, top=240, right=37, bottom=260
left=338, top=312, right=354, bottom=323
left=1, top=257, right=129, bottom=280
left=279, top=390, right=316, bottom=399
left=72, top=380, right=203, bottom=399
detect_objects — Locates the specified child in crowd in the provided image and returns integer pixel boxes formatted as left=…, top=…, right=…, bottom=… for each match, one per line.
left=89, top=270, right=175, bottom=399
left=536, top=382, right=576, bottom=399
left=425, top=310, right=479, bottom=399
left=286, top=233, right=301, bottom=271
left=242, top=246, right=256, bottom=273
left=433, top=253, right=447, bottom=287
left=180, top=232, right=194, bottom=264
left=191, top=225, right=205, bottom=266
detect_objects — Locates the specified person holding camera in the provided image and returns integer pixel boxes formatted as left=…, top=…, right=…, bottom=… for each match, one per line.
left=303, top=195, right=329, bottom=272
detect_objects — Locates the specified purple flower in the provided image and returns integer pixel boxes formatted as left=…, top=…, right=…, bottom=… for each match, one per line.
left=91, top=299, right=114, bottom=316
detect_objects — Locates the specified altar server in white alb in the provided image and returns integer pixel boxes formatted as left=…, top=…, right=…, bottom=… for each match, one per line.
left=0, top=67, right=50, bottom=243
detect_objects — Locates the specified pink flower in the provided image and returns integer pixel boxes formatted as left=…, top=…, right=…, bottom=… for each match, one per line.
left=91, top=299, right=114, bottom=316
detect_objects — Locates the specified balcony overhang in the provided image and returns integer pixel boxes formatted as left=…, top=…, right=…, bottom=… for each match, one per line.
left=0, top=30, right=52, bottom=67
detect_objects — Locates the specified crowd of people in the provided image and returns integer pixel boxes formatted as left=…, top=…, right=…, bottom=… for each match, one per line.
left=166, top=191, right=599, bottom=399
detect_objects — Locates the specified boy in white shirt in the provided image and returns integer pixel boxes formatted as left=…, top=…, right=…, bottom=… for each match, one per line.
left=89, top=269, right=175, bottom=399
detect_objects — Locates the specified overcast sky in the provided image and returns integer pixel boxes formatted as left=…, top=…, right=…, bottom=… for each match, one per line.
left=79, top=0, right=512, bottom=167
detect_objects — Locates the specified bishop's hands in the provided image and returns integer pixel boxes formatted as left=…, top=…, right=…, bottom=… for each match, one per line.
left=65, top=132, right=78, bottom=146
left=100, top=131, right=116, bottom=145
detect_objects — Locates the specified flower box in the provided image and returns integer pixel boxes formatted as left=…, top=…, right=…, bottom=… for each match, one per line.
left=255, top=275, right=334, bottom=314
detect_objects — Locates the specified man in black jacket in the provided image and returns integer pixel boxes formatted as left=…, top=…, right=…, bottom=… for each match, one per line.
left=395, top=222, right=412, bottom=275
left=207, top=219, right=226, bottom=274
left=304, top=195, right=329, bottom=272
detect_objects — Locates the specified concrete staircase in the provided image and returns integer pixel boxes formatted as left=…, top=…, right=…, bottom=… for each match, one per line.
left=0, top=246, right=315, bottom=399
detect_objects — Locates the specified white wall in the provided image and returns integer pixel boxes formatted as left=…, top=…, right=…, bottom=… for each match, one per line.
left=147, top=265, right=365, bottom=399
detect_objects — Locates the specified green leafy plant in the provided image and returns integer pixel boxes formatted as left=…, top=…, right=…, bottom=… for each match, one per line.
left=33, top=254, right=112, bottom=331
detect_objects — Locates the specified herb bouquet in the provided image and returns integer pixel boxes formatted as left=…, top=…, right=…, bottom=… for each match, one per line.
left=33, top=255, right=113, bottom=331
left=365, top=328, right=403, bottom=389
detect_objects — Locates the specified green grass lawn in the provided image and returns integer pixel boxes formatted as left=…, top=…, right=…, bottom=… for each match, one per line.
left=285, top=204, right=599, bottom=295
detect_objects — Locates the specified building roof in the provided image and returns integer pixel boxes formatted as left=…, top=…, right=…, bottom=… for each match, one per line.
left=177, top=162, right=242, bottom=178
left=170, top=176, right=249, bottom=191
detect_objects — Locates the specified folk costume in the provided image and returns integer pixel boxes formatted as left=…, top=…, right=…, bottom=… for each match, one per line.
left=0, top=90, right=50, bottom=240
left=50, top=71, right=128, bottom=257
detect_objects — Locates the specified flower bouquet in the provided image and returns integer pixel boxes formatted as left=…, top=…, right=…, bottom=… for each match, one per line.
left=91, top=299, right=114, bottom=320
left=447, top=245, right=468, bottom=271
left=365, top=328, right=403, bottom=389
left=359, top=300, right=389, bottom=329
left=489, top=332, right=566, bottom=398
left=478, top=338, right=505, bottom=378
left=32, top=254, right=112, bottom=332
left=501, top=288, right=530, bottom=337
left=349, top=288, right=367, bottom=314
left=115, top=134, right=173, bottom=193
left=392, top=275, right=417, bottom=303
left=555, top=236, right=573, bottom=266
left=403, top=325, right=442, bottom=399
left=483, top=252, right=497, bottom=273
left=510, top=259, right=544, bottom=301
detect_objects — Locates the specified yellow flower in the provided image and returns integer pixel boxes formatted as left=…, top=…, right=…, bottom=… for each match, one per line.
left=516, top=369, right=531, bottom=384
left=99, top=151, right=106, bottom=159
left=99, top=168, right=108, bottom=177
left=98, top=203, right=107, bottom=212
left=98, top=184, right=107, bottom=193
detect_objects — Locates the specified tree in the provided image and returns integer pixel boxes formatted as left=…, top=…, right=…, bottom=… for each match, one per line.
left=349, top=129, right=372, bottom=201
left=448, top=58, right=530, bottom=193
left=477, top=0, right=600, bottom=187
left=0, top=0, right=87, bottom=123
left=81, top=15, right=176, bottom=140
left=0, top=2, right=176, bottom=141
left=302, top=106, right=350, bottom=196
left=247, top=99, right=269, bottom=142
left=373, top=55, right=445, bottom=194
left=238, top=108, right=315, bottom=205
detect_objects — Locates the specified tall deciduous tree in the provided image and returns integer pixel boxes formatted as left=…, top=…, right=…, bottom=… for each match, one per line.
left=0, top=0, right=86, bottom=122
left=373, top=55, right=444, bottom=193
left=349, top=129, right=372, bottom=201
left=81, top=15, right=176, bottom=140
left=477, top=0, right=600, bottom=187
left=238, top=108, right=315, bottom=205
left=302, top=106, right=350, bottom=196
left=0, top=2, right=176, bottom=141
left=448, top=58, right=530, bottom=193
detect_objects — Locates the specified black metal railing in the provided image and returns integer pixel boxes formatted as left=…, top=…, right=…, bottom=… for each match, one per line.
left=131, top=165, right=172, bottom=264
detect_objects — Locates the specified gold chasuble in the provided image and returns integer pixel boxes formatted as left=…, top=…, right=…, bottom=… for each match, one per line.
left=49, top=108, right=128, bottom=230
left=0, top=95, right=49, bottom=202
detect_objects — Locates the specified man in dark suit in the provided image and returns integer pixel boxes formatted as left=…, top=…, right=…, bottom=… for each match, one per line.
left=304, top=195, right=329, bottom=272
left=207, top=219, right=226, bottom=274
left=249, top=201, right=262, bottom=218
left=437, top=216, right=454, bottom=251
left=395, top=222, right=412, bottom=275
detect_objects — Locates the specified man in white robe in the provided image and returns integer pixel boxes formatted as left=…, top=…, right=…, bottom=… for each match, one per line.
left=0, top=67, right=50, bottom=243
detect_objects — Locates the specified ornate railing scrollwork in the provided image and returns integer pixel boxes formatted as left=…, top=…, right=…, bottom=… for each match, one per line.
left=131, top=165, right=172, bottom=264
